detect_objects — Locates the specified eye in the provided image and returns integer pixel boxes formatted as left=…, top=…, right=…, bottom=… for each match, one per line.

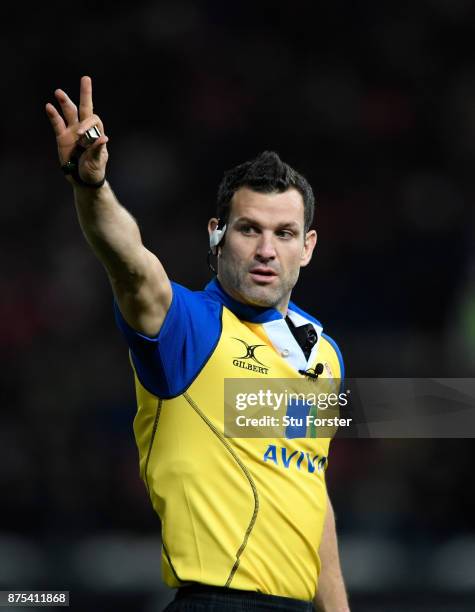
left=276, top=229, right=294, bottom=239
left=240, top=224, right=258, bottom=235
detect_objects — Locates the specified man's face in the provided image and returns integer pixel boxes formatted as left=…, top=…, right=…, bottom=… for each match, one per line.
left=209, top=187, right=317, bottom=314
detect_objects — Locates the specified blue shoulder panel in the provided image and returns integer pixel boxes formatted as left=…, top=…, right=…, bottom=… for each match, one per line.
left=321, top=332, right=345, bottom=382
left=113, top=282, right=222, bottom=398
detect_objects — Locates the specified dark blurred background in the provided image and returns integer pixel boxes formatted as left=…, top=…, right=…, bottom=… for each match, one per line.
left=1, top=0, right=474, bottom=610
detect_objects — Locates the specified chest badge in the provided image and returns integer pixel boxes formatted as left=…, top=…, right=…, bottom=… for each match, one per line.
left=232, top=338, right=270, bottom=374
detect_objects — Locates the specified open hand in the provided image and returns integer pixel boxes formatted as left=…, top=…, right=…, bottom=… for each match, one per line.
left=46, top=76, right=109, bottom=185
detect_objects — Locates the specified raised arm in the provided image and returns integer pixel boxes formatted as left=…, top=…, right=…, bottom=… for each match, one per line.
left=46, top=76, right=171, bottom=337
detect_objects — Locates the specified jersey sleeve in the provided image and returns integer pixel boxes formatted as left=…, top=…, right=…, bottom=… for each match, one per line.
left=113, top=282, right=222, bottom=398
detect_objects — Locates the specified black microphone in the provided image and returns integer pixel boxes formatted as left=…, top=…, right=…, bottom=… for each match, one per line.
left=299, top=363, right=324, bottom=379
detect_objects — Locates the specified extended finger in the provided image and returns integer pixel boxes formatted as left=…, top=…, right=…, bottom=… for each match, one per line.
left=79, top=75, right=93, bottom=121
left=54, top=88, right=79, bottom=125
left=45, top=103, right=66, bottom=136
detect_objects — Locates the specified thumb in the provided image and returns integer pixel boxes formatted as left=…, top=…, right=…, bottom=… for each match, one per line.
left=89, top=136, right=109, bottom=161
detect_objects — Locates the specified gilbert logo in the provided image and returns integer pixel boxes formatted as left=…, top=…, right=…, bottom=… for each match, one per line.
left=232, top=338, right=269, bottom=375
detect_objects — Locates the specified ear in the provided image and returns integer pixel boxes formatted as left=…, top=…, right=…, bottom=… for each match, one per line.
left=208, top=217, right=219, bottom=235
left=208, top=217, right=225, bottom=255
left=300, top=229, right=317, bottom=268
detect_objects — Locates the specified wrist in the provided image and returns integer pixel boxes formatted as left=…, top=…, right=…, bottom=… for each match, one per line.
left=62, top=160, right=106, bottom=189
left=71, top=178, right=108, bottom=194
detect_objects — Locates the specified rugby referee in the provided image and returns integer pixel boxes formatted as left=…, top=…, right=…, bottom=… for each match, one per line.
left=46, top=76, right=349, bottom=612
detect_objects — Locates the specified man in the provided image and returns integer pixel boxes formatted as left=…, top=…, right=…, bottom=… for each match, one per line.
left=46, top=76, right=349, bottom=612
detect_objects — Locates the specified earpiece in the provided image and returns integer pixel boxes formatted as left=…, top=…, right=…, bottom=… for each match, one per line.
left=209, top=219, right=227, bottom=255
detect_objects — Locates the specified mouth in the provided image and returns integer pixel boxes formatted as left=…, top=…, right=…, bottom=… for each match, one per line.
left=249, top=267, right=278, bottom=284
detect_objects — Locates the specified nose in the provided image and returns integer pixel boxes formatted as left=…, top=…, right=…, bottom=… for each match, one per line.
left=255, top=231, right=277, bottom=261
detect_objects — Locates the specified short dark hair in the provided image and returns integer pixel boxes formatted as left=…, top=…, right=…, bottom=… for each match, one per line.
left=216, top=151, right=315, bottom=232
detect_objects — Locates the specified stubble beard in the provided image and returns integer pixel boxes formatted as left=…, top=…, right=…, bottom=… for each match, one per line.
left=219, top=258, right=299, bottom=311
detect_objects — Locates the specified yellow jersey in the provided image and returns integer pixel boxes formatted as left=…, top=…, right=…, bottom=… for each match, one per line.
left=114, top=278, right=344, bottom=601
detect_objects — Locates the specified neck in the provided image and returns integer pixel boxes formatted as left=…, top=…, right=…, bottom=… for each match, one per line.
left=216, top=275, right=290, bottom=316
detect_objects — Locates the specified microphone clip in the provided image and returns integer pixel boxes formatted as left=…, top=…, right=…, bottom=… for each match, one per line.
left=299, top=363, right=324, bottom=379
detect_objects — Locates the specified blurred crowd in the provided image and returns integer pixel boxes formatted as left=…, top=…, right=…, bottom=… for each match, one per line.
left=1, top=0, right=474, bottom=609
